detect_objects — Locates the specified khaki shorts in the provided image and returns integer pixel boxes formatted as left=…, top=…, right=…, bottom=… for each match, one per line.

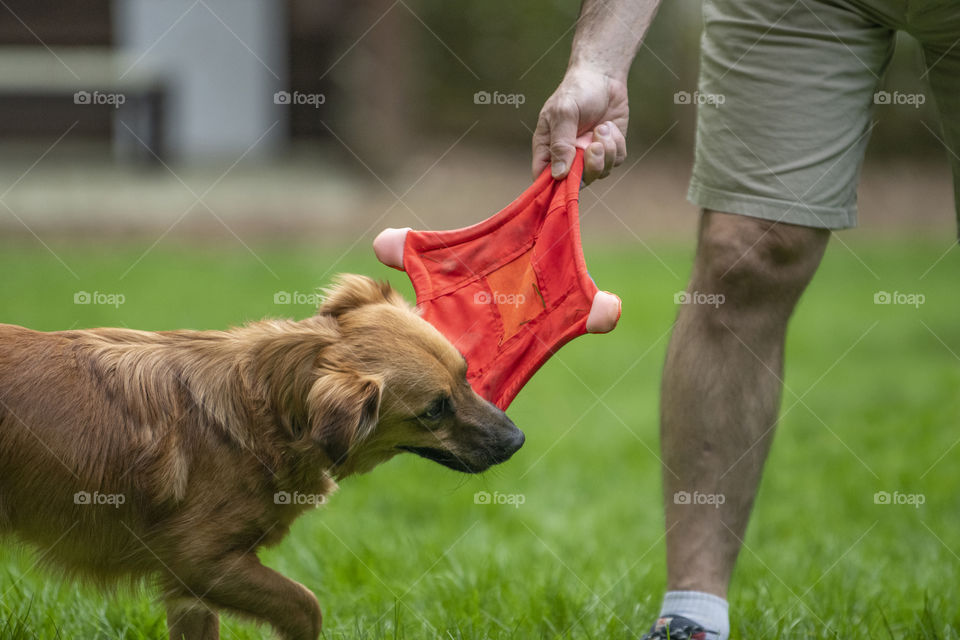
left=688, top=0, right=960, bottom=232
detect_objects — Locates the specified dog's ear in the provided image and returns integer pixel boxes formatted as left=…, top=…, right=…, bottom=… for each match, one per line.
left=306, top=370, right=382, bottom=466
left=318, top=274, right=405, bottom=318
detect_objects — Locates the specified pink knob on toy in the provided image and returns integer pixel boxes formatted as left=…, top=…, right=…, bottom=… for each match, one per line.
left=586, top=291, right=621, bottom=334
left=373, top=227, right=410, bottom=270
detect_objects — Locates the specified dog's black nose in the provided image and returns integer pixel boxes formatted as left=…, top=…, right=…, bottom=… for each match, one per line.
left=507, top=428, right=525, bottom=454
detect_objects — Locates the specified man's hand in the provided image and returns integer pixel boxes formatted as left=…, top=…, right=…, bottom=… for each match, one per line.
left=532, top=66, right=629, bottom=184
left=532, top=0, right=661, bottom=184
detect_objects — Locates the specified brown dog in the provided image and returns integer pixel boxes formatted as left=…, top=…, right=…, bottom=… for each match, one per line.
left=0, top=274, right=524, bottom=640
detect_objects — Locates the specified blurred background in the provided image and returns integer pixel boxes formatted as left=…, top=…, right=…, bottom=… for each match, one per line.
left=0, top=0, right=955, bottom=243
left=1, top=3, right=958, bottom=638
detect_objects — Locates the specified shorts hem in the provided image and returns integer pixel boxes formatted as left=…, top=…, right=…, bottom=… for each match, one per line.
left=687, top=179, right=857, bottom=230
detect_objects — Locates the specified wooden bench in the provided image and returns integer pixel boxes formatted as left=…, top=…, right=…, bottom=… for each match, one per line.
left=0, top=46, right=167, bottom=162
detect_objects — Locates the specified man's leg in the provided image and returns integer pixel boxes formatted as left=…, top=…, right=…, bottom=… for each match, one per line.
left=647, top=0, right=898, bottom=634
left=657, top=211, right=829, bottom=633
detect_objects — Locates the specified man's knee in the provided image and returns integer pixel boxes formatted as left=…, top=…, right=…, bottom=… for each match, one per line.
left=693, top=210, right=829, bottom=310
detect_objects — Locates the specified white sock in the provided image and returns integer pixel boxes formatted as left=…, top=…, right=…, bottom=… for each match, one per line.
left=658, top=590, right=729, bottom=640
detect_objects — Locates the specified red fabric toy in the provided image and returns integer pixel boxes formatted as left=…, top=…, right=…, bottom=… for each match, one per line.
left=373, top=149, right=620, bottom=409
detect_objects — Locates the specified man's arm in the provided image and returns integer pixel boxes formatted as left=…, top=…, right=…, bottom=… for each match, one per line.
left=533, top=0, right=662, bottom=183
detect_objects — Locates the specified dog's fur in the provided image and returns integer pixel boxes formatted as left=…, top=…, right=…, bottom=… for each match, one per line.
left=0, top=275, right=524, bottom=640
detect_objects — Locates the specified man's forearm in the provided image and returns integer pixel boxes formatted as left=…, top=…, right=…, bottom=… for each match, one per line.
left=568, top=0, right=663, bottom=79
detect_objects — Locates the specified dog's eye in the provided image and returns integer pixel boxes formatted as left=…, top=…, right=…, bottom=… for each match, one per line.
left=420, top=396, right=450, bottom=422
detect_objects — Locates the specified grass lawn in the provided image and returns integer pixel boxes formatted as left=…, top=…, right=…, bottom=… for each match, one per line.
left=0, top=235, right=957, bottom=639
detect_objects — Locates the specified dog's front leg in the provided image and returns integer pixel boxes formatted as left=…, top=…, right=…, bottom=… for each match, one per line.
left=165, top=598, right=220, bottom=640
left=185, top=553, right=322, bottom=640
left=166, top=597, right=220, bottom=640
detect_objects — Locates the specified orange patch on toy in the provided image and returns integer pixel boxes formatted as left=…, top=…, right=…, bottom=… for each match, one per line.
left=483, top=248, right=544, bottom=342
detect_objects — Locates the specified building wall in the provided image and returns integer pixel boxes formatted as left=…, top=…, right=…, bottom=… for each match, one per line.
left=114, top=0, right=287, bottom=160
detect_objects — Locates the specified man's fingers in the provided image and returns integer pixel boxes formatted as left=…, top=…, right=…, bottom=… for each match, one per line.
left=582, top=122, right=620, bottom=184
left=549, top=141, right=577, bottom=179
left=595, top=124, right=617, bottom=179
left=544, top=97, right=579, bottom=179
left=610, top=122, right=627, bottom=166
left=531, top=110, right=556, bottom=179
left=533, top=97, right=626, bottom=183
left=582, top=141, right=606, bottom=185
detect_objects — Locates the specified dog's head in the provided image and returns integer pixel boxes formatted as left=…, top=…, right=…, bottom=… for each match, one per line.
left=271, top=275, right=524, bottom=478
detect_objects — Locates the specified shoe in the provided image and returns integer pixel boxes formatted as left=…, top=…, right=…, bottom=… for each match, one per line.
left=640, top=614, right=711, bottom=640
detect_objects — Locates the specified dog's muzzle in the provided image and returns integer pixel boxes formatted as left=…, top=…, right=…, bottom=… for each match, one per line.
left=400, top=422, right=525, bottom=473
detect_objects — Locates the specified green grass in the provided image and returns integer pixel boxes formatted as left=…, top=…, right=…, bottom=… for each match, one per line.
left=0, top=236, right=958, bottom=639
